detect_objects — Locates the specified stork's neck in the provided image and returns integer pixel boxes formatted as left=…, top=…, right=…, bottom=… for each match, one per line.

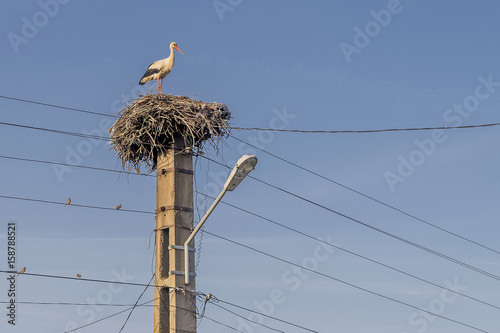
left=169, top=45, right=176, bottom=60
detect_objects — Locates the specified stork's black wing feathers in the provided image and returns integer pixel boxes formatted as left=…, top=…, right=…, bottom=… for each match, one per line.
left=139, top=64, right=160, bottom=85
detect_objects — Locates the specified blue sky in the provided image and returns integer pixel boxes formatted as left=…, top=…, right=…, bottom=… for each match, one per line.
left=1, top=1, right=500, bottom=332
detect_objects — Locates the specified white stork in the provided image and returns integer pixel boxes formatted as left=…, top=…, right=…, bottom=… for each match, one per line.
left=139, top=42, right=183, bottom=94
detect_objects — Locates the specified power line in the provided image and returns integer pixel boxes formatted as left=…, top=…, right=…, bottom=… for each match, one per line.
left=249, top=173, right=500, bottom=281
left=202, top=231, right=488, bottom=333
left=208, top=302, right=284, bottom=333
left=229, top=122, right=500, bottom=133
left=0, top=161, right=492, bottom=331
left=3, top=129, right=496, bottom=288
left=202, top=193, right=500, bottom=311
left=201, top=155, right=500, bottom=283
left=0, top=269, right=159, bottom=288
left=0, top=113, right=492, bottom=328
left=0, top=121, right=109, bottom=141
left=199, top=293, right=319, bottom=333
left=60, top=295, right=240, bottom=333
left=0, top=300, right=154, bottom=307
left=0, top=155, right=149, bottom=177
left=0, top=299, right=279, bottom=333
left=61, top=296, right=213, bottom=333
left=5, top=153, right=500, bottom=307
left=3, top=154, right=500, bottom=312
left=2, top=93, right=499, bottom=134
left=4, top=154, right=500, bottom=310
left=230, top=135, right=500, bottom=256
left=1, top=119, right=498, bottom=259
left=202, top=315, right=244, bottom=332
left=63, top=299, right=154, bottom=333
left=0, top=195, right=153, bottom=215
left=0, top=95, right=116, bottom=118
left=2, top=117, right=498, bottom=267
left=118, top=274, right=155, bottom=333
left=0, top=120, right=496, bottom=320
left=0, top=267, right=316, bottom=332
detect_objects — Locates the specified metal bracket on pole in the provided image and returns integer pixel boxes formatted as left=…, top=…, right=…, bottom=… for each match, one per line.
left=171, top=271, right=196, bottom=277
left=169, top=245, right=195, bottom=252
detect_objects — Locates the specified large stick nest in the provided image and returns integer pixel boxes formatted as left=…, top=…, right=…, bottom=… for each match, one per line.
left=108, top=94, right=230, bottom=172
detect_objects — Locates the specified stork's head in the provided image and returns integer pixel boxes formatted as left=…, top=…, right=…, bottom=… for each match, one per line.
left=171, top=42, right=183, bottom=55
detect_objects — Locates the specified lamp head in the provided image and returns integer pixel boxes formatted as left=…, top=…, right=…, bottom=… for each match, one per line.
left=224, top=155, right=258, bottom=191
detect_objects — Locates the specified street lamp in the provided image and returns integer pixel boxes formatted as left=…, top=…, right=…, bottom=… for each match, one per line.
left=184, top=154, right=258, bottom=284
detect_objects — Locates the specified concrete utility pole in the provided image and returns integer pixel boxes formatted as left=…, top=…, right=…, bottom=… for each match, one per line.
left=154, top=137, right=197, bottom=333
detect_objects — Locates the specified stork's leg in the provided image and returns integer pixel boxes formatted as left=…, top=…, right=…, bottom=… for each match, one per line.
left=157, top=80, right=161, bottom=94
left=159, top=79, right=163, bottom=94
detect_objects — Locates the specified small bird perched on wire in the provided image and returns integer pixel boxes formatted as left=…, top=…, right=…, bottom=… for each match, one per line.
left=65, top=198, right=71, bottom=206
left=115, top=204, right=122, bottom=210
left=139, top=42, right=183, bottom=94
left=19, top=267, right=26, bottom=274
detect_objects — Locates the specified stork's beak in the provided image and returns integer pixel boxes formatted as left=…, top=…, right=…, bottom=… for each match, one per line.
left=175, top=46, right=183, bottom=55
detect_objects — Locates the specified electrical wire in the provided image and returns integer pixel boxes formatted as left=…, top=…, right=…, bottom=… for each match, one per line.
left=0, top=195, right=492, bottom=331
left=228, top=122, right=500, bottom=133
left=2, top=178, right=500, bottom=314
left=201, top=230, right=488, bottom=333
left=3, top=155, right=500, bottom=311
left=0, top=155, right=149, bottom=177
left=230, top=135, right=500, bottom=256
left=62, top=297, right=205, bottom=333
left=202, top=315, right=244, bottom=332
left=61, top=297, right=238, bottom=333
left=0, top=121, right=108, bottom=141
left=0, top=269, right=161, bottom=288
left=0, top=300, right=293, bottom=333
left=0, top=95, right=116, bottom=118
left=208, top=302, right=284, bottom=333
left=0, top=300, right=154, bottom=307
left=7, top=117, right=489, bottom=275
left=118, top=274, right=155, bottom=333
left=3, top=265, right=486, bottom=333
left=198, top=292, right=319, bottom=333
left=63, top=299, right=155, bottom=333
left=196, top=293, right=287, bottom=333
left=198, top=193, right=500, bottom=311
left=1, top=116, right=497, bottom=263
left=2, top=119, right=498, bottom=260
left=0, top=195, right=153, bottom=215
left=0, top=273, right=260, bottom=333
left=1, top=271, right=242, bottom=331
left=196, top=292, right=320, bottom=333
left=2, top=93, right=499, bottom=133
left=201, top=155, right=500, bottom=283
left=0, top=122, right=494, bottom=330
